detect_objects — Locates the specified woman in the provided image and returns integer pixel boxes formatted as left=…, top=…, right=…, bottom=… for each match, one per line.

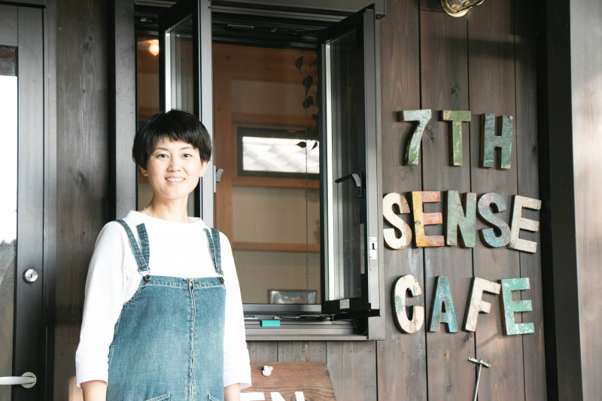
left=76, top=110, right=251, bottom=401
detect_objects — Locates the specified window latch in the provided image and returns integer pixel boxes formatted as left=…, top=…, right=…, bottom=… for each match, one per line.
left=213, top=167, right=224, bottom=193
left=368, top=237, right=378, bottom=261
left=335, top=172, right=363, bottom=198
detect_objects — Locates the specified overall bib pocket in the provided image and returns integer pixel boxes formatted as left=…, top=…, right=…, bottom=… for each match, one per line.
left=208, top=394, right=220, bottom=401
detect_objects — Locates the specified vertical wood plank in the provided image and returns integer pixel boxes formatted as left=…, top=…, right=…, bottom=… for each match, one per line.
left=54, top=0, right=109, bottom=399
left=248, top=341, right=278, bottom=363
left=571, top=0, right=602, bottom=399
left=468, top=0, right=525, bottom=399
left=278, top=341, right=327, bottom=362
left=378, top=0, right=427, bottom=399
left=328, top=342, right=377, bottom=401
left=108, top=0, right=136, bottom=219
left=419, top=1, right=476, bottom=399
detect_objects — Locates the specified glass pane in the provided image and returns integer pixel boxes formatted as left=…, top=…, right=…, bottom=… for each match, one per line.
left=213, top=44, right=321, bottom=304
left=326, top=29, right=364, bottom=301
left=0, top=46, right=17, bottom=401
left=167, top=16, right=194, bottom=114
left=137, top=35, right=194, bottom=217
left=242, top=136, right=319, bottom=175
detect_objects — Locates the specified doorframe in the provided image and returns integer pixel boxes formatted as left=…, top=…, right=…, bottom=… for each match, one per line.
left=536, top=0, right=584, bottom=400
left=42, top=1, right=57, bottom=399
left=0, top=0, right=57, bottom=399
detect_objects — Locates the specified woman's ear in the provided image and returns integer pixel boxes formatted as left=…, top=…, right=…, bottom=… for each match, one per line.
left=139, top=165, right=149, bottom=177
left=199, top=160, right=210, bottom=178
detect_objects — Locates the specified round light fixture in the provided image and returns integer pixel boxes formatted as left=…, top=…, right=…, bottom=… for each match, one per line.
left=149, top=40, right=159, bottom=56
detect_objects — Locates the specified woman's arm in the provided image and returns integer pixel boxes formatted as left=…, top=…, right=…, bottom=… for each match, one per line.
left=224, top=383, right=241, bottom=401
left=81, top=380, right=107, bottom=401
left=220, top=233, right=252, bottom=390
left=76, top=222, right=128, bottom=390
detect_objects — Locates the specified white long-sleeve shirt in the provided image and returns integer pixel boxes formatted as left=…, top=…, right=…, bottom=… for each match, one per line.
left=75, top=211, right=251, bottom=389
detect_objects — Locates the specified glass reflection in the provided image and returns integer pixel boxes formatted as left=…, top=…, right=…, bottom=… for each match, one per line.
left=0, top=46, right=17, bottom=401
left=327, top=29, right=364, bottom=301
left=137, top=34, right=195, bottom=217
left=168, top=17, right=194, bottom=114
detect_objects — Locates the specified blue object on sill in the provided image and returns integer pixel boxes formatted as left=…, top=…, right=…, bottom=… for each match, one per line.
left=261, top=320, right=281, bottom=327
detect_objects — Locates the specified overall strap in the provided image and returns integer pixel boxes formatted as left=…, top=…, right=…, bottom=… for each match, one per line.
left=204, top=228, right=224, bottom=280
left=115, top=220, right=150, bottom=275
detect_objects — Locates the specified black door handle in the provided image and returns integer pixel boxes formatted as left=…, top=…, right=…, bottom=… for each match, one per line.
left=335, top=173, right=363, bottom=198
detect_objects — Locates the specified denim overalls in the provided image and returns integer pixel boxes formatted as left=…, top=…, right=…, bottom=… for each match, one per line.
left=107, top=220, right=226, bottom=401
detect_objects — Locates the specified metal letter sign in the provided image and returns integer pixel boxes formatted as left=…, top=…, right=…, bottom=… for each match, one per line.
left=509, top=195, right=542, bottom=253
left=500, top=278, right=535, bottom=335
left=403, top=109, right=432, bottom=166
left=477, top=193, right=511, bottom=248
left=429, top=276, right=458, bottom=333
left=393, top=275, right=424, bottom=334
left=412, top=191, right=445, bottom=247
left=446, top=190, right=476, bottom=247
left=442, top=110, right=471, bottom=166
left=480, top=114, right=513, bottom=169
left=383, top=193, right=413, bottom=250
left=464, top=277, right=501, bottom=332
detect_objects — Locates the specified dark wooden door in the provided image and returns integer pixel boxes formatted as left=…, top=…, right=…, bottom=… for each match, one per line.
left=0, top=4, right=46, bottom=401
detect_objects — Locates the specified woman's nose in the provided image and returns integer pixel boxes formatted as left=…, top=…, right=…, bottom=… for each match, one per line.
left=168, top=159, right=181, bottom=171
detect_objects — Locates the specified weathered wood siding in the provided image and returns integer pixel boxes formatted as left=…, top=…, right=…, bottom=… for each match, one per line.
left=372, top=0, right=545, bottom=399
left=571, top=0, right=602, bottom=399
left=54, top=0, right=109, bottom=399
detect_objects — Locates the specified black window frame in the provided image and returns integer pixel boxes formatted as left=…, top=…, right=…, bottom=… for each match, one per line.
left=318, top=5, right=381, bottom=319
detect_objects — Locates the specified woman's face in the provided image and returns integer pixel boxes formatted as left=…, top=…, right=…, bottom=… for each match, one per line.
left=140, top=137, right=208, bottom=202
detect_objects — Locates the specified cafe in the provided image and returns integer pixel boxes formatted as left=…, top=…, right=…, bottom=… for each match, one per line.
left=0, top=0, right=599, bottom=399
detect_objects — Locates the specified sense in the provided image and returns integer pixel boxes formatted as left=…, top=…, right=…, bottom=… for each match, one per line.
left=383, top=191, right=542, bottom=253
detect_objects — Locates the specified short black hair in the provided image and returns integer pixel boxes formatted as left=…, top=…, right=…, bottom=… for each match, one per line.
left=133, top=110, right=211, bottom=169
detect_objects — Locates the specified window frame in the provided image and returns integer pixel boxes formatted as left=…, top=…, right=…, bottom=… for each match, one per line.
left=318, top=5, right=381, bottom=319
left=131, top=0, right=384, bottom=340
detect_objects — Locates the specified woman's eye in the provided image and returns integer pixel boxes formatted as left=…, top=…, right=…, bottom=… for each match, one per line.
left=157, top=154, right=168, bottom=158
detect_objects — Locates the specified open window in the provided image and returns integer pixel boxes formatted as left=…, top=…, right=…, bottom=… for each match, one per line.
left=136, top=1, right=382, bottom=338
left=158, top=0, right=215, bottom=224
left=319, top=6, right=380, bottom=318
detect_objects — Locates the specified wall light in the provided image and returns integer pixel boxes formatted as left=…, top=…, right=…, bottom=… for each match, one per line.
left=441, top=0, right=485, bottom=17
left=149, top=40, right=159, bottom=56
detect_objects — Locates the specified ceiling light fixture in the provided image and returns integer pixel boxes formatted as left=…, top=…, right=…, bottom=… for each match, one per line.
left=148, top=39, right=159, bottom=56
left=441, top=0, right=485, bottom=17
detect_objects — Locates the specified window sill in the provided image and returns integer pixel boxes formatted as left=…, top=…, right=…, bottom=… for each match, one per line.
left=246, top=334, right=368, bottom=341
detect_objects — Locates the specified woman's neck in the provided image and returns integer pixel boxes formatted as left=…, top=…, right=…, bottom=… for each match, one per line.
left=142, top=197, right=191, bottom=223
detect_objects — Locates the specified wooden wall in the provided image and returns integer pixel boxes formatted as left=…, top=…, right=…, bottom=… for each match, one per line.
left=54, top=0, right=109, bottom=399
left=50, top=0, right=544, bottom=399
left=248, top=1, right=545, bottom=400
left=376, top=0, right=545, bottom=399
left=571, top=0, right=602, bottom=399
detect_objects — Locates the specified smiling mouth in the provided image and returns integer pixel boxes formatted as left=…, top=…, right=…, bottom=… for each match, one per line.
left=166, top=177, right=185, bottom=183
